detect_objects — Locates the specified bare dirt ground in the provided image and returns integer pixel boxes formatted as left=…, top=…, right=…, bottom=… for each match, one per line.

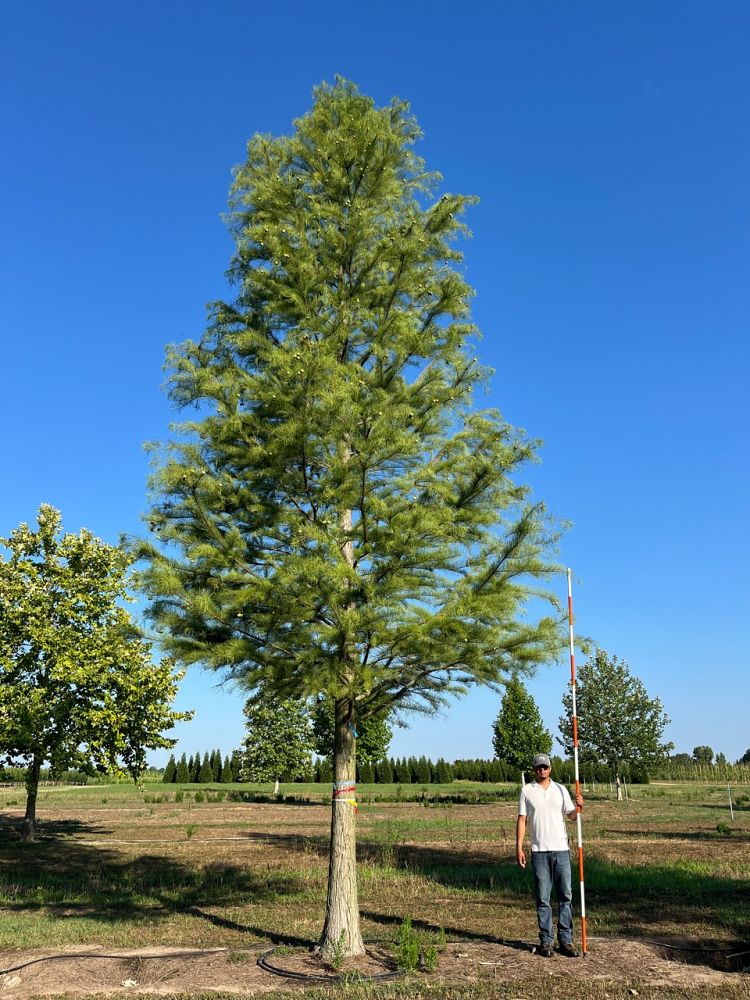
left=1, top=937, right=748, bottom=998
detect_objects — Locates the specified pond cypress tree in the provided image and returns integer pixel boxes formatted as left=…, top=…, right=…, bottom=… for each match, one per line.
left=138, top=79, right=565, bottom=957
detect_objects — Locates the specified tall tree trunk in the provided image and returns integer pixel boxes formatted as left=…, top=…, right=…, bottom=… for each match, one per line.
left=21, top=756, right=42, bottom=843
left=319, top=697, right=364, bottom=959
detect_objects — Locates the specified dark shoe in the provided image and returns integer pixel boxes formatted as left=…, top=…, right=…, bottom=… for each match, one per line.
left=558, top=943, right=579, bottom=958
left=536, top=945, right=553, bottom=957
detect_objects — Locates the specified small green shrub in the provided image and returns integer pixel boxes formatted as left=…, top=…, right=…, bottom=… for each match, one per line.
left=194, top=791, right=205, bottom=803
left=716, top=822, right=732, bottom=835
left=186, top=823, right=198, bottom=839
left=330, top=930, right=347, bottom=971
left=422, top=945, right=438, bottom=971
left=397, top=916, right=420, bottom=971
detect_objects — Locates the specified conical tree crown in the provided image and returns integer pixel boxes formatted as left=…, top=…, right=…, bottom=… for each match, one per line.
left=139, top=78, right=564, bottom=726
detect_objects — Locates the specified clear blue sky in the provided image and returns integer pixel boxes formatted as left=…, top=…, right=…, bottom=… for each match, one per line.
left=2, top=2, right=748, bottom=766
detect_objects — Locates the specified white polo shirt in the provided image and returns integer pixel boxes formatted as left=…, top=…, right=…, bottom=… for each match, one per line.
left=518, top=780, right=574, bottom=852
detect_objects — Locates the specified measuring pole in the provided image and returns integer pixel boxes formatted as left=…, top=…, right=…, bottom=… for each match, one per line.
left=567, top=568, right=588, bottom=955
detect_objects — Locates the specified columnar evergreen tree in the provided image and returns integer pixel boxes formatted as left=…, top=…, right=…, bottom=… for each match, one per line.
left=163, top=755, right=177, bottom=783
left=376, top=759, right=393, bottom=784
left=199, top=752, right=214, bottom=783
left=559, top=649, right=673, bottom=787
left=0, top=505, right=190, bottom=841
left=176, top=753, right=190, bottom=783
left=221, top=754, right=234, bottom=783
left=137, top=79, right=565, bottom=957
left=435, top=758, right=453, bottom=784
left=492, top=675, right=552, bottom=777
left=212, top=748, right=222, bottom=781
left=240, top=694, right=313, bottom=794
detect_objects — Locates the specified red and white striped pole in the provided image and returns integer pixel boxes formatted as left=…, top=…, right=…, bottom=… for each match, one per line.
left=567, top=568, right=588, bottom=955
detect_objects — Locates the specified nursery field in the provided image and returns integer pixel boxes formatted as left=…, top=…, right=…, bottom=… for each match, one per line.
left=0, top=780, right=748, bottom=999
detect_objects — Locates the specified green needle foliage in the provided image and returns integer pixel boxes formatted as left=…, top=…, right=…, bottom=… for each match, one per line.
left=137, top=78, right=566, bottom=954
left=0, top=505, right=191, bottom=841
left=492, top=674, right=552, bottom=776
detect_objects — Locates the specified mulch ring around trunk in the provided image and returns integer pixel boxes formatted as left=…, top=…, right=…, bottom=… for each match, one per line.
left=0, top=937, right=748, bottom=997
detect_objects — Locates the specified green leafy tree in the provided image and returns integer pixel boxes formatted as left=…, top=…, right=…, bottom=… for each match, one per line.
left=240, top=694, right=313, bottom=794
left=492, top=675, right=552, bottom=776
left=311, top=698, right=392, bottom=764
left=0, top=505, right=190, bottom=841
left=163, top=755, right=177, bottom=783
left=559, top=649, right=673, bottom=788
left=137, top=79, right=565, bottom=957
left=740, top=749, right=750, bottom=765
left=692, top=745, right=714, bottom=766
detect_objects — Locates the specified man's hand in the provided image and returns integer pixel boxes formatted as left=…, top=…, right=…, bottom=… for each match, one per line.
left=568, top=792, right=584, bottom=819
left=516, top=846, right=526, bottom=868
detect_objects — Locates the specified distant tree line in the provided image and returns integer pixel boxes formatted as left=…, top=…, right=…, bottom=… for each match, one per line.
left=162, top=749, right=241, bottom=784
left=157, top=753, right=657, bottom=786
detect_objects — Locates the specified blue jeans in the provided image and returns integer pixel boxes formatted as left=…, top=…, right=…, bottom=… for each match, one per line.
left=531, top=850, right=573, bottom=946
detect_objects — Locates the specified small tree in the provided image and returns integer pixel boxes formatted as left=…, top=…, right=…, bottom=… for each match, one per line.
left=240, top=694, right=313, bottom=795
left=692, top=745, right=714, bottom=766
left=559, top=649, right=673, bottom=794
left=492, top=675, right=552, bottom=778
left=0, top=505, right=190, bottom=841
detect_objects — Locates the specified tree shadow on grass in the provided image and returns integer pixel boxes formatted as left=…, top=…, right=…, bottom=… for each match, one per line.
left=0, top=823, right=307, bottom=938
left=238, top=829, right=750, bottom=944
left=0, top=813, right=111, bottom=841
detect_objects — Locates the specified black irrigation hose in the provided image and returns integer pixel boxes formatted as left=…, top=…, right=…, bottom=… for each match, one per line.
left=257, top=946, right=403, bottom=984
left=0, top=949, right=229, bottom=977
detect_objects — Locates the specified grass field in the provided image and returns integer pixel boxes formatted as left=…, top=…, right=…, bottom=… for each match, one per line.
left=1, top=780, right=748, bottom=998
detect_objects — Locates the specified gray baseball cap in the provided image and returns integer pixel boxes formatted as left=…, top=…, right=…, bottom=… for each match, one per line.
left=532, top=753, right=551, bottom=768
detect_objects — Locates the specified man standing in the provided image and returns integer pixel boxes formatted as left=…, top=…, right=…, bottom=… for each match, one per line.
left=516, top=752, right=584, bottom=958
